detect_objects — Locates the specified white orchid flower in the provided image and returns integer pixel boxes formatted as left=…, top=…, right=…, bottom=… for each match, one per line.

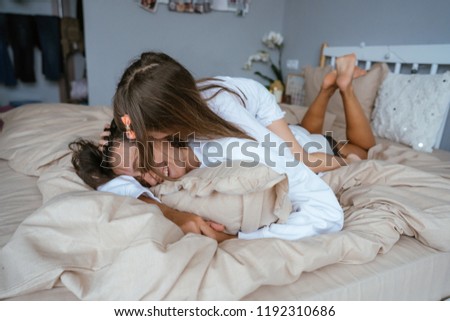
left=243, top=51, right=270, bottom=69
left=262, top=31, right=283, bottom=49
left=243, top=32, right=285, bottom=89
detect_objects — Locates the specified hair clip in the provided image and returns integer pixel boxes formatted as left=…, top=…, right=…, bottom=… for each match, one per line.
left=120, top=114, right=136, bottom=139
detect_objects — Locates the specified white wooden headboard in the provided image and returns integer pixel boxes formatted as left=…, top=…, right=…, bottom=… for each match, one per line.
left=320, top=42, right=450, bottom=75
left=319, top=42, right=450, bottom=150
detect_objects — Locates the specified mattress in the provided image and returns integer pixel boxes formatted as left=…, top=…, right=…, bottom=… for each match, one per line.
left=244, top=236, right=450, bottom=300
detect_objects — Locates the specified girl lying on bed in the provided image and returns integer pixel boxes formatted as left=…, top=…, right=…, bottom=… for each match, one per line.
left=70, top=52, right=375, bottom=242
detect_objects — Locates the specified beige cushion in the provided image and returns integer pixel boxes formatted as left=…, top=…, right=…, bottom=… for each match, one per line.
left=151, top=161, right=292, bottom=234
left=0, top=103, right=112, bottom=175
left=302, top=63, right=389, bottom=141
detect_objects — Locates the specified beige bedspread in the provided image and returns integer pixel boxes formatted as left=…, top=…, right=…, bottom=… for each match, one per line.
left=1, top=153, right=449, bottom=300
left=1, top=104, right=450, bottom=300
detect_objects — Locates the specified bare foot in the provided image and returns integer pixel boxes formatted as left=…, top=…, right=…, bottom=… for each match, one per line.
left=322, top=56, right=367, bottom=93
left=322, top=70, right=337, bottom=92
left=354, top=66, right=367, bottom=79
left=336, top=53, right=357, bottom=91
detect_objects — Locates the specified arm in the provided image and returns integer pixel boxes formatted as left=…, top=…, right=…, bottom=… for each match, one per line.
left=138, top=195, right=236, bottom=242
left=98, top=175, right=235, bottom=242
left=231, top=78, right=344, bottom=173
left=267, top=119, right=345, bottom=173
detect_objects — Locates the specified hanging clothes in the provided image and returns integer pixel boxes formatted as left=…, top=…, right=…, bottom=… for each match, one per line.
left=6, top=13, right=63, bottom=83
left=34, top=15, right=63, bottom=81
left=7, top=13, right=36, bottom=83
left=0, top=13, right=17, bottom=86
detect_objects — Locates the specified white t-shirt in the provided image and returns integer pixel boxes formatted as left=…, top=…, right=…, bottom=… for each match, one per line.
left=201, top=76, right=333, bottom=155
left=189, top=76, right=343, bottom=240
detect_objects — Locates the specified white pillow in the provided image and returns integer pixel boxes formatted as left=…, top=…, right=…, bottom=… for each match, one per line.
left=371, top=71, right=450, bottom=152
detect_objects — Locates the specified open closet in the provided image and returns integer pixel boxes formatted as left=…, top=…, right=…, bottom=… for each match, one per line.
left=0, top=0, right=87, bottom=106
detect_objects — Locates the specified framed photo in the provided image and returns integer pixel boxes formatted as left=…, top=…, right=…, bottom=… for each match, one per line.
left=285, top=73, right=305, bottom=106
left=212, top=0, right=251, bottom=16
left=140, top=0, right=159, bottom=13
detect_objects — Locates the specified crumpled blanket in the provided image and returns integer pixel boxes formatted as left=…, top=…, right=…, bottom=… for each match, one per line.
left=1, top=146, right=449, bottom=300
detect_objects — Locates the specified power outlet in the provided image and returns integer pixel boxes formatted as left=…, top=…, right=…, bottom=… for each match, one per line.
left=286, top=59, right=299, bottom=70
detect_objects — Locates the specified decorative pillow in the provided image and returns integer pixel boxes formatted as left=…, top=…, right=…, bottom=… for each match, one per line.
left=302, top=63, right=389, bottom=141
left=0, top=103, right=112, bottom=175
left=280, top=103, right=336, bottom=133
left=150, top=161, right=292, bottom=235
left=371, top=71, right=450, bottom=152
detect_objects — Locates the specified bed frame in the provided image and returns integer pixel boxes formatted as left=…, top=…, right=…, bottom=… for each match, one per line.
left=320, top=42, right=450, bottom=74
left=319, top=42, right=450, bottom=149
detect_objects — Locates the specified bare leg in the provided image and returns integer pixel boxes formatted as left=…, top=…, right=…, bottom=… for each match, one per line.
left=301, top=65, right=367, bottom=134
left=335, top=54, right=376, bottom=159
left=300, top=71, right=337, bottom=134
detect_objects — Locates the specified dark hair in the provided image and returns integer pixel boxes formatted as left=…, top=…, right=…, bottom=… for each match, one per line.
left=112, top=52, right=253, bottom=174
left=69, top=119, right=125, bottom=189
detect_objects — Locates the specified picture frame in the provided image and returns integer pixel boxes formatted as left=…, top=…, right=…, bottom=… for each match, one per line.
left=140, top=0, right=159, bottom=13
left=285, top=73, right=305, bottom=106
left=212, top=0, right=251, bottom=16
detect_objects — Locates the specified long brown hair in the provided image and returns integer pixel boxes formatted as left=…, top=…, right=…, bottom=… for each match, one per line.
left=113, top=52, right=253, bottom=173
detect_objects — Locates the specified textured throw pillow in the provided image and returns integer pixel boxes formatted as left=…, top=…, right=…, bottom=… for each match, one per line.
left=151, top=161, right=292, bottom=235
left=371, top=71, right=450, bottom=152
left=302, top=63, right=389, bottom=141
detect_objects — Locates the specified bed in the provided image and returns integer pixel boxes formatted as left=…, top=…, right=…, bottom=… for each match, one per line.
left=1, top=43, right=450, bottom=301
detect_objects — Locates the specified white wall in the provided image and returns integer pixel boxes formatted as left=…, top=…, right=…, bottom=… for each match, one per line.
left=83, top=0, right=285, bottom=106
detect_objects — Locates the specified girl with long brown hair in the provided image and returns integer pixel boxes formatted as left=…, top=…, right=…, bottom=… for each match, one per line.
left=83, top=52, right=375, bottom=242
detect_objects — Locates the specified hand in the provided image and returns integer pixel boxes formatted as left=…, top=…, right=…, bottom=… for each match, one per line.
left=164, top=207, right=235, bottom=242
left=200, top=226, right=237, bottom=243
left=207, top=221, right=226, bottom=232
left=138, top=171, right=165, bottom=187
left=139, top=196, right=236, bottom=242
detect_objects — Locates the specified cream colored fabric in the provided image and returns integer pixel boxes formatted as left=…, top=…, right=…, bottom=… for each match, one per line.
left=0, top=160, right=41, bottom=246
left=1, top=156, right=450, bottom=300
left=302, top=63, right=389, bottom=141
left=1, top=103, right=450, bottom=300
left=0, top=103, right=112, bottom=176
left=243, top=236, right=450, bottom=300
left=151, top=161, right=291, bottom=234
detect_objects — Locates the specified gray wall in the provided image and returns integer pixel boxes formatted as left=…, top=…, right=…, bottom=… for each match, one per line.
left=83, top=0, right=285, bottom=106
left=282, top=0, right=450, bottom=75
